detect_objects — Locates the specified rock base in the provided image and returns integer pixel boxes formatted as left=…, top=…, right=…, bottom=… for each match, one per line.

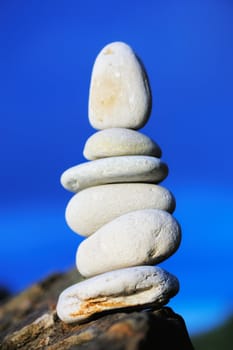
left=0, top=270, right=194, bottom=350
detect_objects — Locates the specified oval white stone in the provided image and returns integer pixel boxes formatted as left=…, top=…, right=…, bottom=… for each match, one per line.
left=76, top=209, right=181, bottom=277
left=61, top=156, right=168, bottom=193
left=65, top=183, right=175, bottom=236
left=88, top=42, right=152, bottom=130
left=83, top=128, right=162, bottom=160
left=56, top=265, right=179, bottom=323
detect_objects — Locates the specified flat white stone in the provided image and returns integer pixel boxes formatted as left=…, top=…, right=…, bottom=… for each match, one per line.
left=88, top=42, right=152, bottom=130
left=83, top=128, right=161, bottom=160
left=56, top=265, right=179, bottom=323
left=65, top=183, right=175, bottom=236
left=61, top=156, right=168, bottom=193
left=76, top=209, right=181, bottom=277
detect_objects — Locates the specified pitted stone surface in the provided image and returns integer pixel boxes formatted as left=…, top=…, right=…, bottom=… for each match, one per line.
left=76, top=209, right=181, bottom=277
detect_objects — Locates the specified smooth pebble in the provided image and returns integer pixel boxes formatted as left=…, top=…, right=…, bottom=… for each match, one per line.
left=65, top=183, right=175, bottom=236
left=83, top=128, right=161, bottom=160
left=76, top=209, right=181, bottom=277
left=61, top=156, right=168, bottom=193
left=56, top=265, right=179, bottom=323
left=88, top=42, right=152, bottom=130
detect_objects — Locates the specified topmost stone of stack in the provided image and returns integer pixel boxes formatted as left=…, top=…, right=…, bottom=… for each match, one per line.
left=88, top=42, right=152, bottom=130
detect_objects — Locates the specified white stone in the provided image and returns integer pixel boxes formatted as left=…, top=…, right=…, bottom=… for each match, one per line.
left=61, top=156, right=168, bottom=193
left=88, top=42, right=152, bottom=130
left=76, top=209, right=181, bottom=277
left=83, top=128, right=161, bottom=160
left=65, top=183, right=175, bottom=236
left=56, top=265, right=179, bottom=323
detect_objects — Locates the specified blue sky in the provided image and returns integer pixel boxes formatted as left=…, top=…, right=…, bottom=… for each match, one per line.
left=1, top=0, right=233, bottom=335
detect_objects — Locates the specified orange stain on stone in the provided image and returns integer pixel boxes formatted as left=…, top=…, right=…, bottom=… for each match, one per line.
left=104, top=47, right=114, bottom=55
left=93, top=77, right=121, bottom=112
left=70, top=298, right=126, bottom=318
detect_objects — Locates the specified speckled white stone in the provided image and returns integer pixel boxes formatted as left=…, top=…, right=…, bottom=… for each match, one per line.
left=56, top=265, right=179, bottom=323
left=61, top=156, right=168, bottom=193
left=65, top=183, right=175, bottom=236
left=83, top=128, right=161, bottom=160
left=76, top=209, right=181, bottom=277
left=88, top=42, right=151, bottom=130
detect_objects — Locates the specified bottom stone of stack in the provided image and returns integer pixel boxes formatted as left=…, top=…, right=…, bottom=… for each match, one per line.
left=56, top=265, right=179, bottom=324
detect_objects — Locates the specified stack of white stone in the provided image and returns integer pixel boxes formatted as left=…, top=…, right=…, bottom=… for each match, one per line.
left=57, top=42, right=181, bottom=324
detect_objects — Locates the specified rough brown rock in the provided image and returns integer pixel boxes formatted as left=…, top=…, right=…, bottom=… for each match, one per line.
left=0, top=269, right=194, bottom=350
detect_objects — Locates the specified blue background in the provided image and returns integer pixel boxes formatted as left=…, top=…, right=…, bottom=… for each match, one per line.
left=1, top=0, right=233, bottom=335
